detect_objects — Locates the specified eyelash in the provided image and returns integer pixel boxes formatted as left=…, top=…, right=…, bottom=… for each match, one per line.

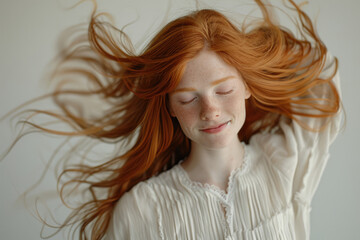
left=179, top=90, right=233, bottom=105
left=217, top=90, right=233, bottom=95
left=180, top=98, right=196, bottom=105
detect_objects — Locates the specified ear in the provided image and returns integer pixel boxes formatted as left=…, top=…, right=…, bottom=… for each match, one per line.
left=244, top=83, right=251, bottom=99
left=245, top=87, right=251, bottom=99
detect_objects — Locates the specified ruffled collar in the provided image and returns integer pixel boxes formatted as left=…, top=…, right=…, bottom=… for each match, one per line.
left=175, top=142, right=250, bottom=201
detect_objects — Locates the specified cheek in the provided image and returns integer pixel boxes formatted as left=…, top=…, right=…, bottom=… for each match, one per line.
left=173, top=106, right=198, bottom=128
left=224, top=95, right=246, bottom=116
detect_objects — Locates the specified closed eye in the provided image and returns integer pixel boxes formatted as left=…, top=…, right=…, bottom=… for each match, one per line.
left=180, top=97, right=197, bottom=105
left=217, top=90, right=233, bottom=95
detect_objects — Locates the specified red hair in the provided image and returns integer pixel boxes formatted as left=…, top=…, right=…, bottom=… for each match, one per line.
left=4, top=0, right=340, bottom=239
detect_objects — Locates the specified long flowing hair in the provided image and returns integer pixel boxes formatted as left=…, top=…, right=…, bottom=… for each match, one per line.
left=3, top=0, right=341, bottom=239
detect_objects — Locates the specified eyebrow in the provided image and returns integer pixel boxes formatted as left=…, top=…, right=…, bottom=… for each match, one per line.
left=172, top=76, right=235, bottom=93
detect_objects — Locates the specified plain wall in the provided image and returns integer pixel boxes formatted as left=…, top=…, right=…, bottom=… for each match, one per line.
left=0, top=0, right=359, bottom=239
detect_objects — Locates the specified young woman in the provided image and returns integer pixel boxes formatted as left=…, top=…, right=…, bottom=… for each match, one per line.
left=3, top=0, right=343, bottom=239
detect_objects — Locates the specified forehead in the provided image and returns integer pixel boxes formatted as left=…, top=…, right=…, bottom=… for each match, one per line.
left=179, top=49, right=240, bottom=86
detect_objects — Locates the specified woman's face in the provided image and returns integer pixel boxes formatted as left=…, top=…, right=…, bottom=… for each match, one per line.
left=168, top=49, right=251, bottom=149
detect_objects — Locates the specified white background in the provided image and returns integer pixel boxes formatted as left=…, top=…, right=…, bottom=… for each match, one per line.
left=1, top=0, right=359, bottom=239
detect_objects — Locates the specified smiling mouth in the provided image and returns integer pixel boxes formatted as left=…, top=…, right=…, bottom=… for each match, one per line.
left=200, top=121, right=231, bottom=132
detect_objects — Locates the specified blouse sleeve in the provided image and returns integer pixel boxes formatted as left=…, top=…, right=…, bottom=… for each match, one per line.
left=106, top=182, right=161, bottom=240
left=250, top=52, right=343, bottom=206
left=279, top=52, right=343, bottom=205
left=245, top=52, right=342, bottom=240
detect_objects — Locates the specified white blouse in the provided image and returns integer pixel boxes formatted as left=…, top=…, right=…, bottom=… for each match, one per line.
left=106, top=54, right=342, bottom=240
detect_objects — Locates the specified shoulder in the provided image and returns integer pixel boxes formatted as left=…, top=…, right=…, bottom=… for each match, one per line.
left=246, top=118, right=303, bottom=181
left=113, top=181, right=156, bottom=222
left=145, top=165, right=182, bottom=189
left=248, top=122, right=293, bottom=161
left=107, top=181, right=160, bottom=239
left=115, top=164, right=183, bottom=213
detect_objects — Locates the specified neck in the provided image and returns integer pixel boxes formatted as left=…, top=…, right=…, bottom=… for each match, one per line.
left=181, top=138, right=245, bottom=191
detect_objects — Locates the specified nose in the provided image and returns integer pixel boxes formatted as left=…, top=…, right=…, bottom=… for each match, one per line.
left=200, top=98, right=220, bottom=121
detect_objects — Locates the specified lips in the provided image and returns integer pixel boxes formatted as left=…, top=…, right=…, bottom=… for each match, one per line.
left=200, top=120, right=231, bottom=133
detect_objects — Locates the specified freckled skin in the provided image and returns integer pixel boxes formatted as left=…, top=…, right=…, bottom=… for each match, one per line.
left=169, top=49, right=251, bottom=150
